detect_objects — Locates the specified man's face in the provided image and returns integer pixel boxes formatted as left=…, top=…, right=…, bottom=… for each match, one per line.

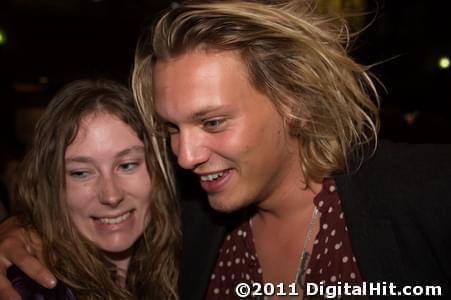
left=153, top=50, right=300, bottom=212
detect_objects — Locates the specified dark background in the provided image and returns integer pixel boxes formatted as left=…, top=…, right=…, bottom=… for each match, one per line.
left=1, top=0, right=451, bottom=149
left=359, top=0, right=451, bottom=144
left=0, top=0, right=450, bottom=191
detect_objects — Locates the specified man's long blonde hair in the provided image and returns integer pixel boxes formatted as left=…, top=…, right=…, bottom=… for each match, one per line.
left=133, top=0, right=379, bottom=185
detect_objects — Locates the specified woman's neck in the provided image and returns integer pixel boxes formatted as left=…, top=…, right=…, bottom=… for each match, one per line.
left=103, top=248, right=133, bottom=287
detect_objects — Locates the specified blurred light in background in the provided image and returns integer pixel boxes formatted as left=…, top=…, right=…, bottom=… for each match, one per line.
left=403, top=111, right=419, bottom=126
left=438, top=56, right=450, bottom=70
left=0, top=29, right=6, bottom=45
left=39, top=76, right=49, bottom=84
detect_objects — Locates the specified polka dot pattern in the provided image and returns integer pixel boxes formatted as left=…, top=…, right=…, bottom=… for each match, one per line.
left=206, top=220, right=263, bottom=299
left=304, top=178, right=362, bottom=289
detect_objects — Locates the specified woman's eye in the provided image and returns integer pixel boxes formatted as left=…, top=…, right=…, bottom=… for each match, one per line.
left=119, top=162, right=139, bottom=172
left=69, top=170, right=89, bottom=178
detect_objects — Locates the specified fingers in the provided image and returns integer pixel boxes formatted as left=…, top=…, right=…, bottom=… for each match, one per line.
left=0, top=217, right=57, bottom=297
left=10, top=243, right=56, bottom=289
left=0, top=218, right=23, bottom=299
left=23, top=230, right=43, bottom=262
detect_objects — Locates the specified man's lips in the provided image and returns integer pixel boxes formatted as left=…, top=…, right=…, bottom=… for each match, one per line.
left=198, top=169, right=233, bottom=193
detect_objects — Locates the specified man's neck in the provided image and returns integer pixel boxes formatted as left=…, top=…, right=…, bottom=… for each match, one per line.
left=250, top=175, right=323, bottom=285
left=254, top=176, right=322, bottom=225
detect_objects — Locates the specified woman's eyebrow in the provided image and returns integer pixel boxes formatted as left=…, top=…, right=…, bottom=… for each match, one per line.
left=65, top=145, right=145, bottom=163
left=115, top=145, right=146, bottom=158
left=65, top=156, right=94, bottom=164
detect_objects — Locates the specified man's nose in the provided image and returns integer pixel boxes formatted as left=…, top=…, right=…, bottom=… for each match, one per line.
left=171, top=129, right=209, bottom=170
left=98, top=175, right=124, bottom=207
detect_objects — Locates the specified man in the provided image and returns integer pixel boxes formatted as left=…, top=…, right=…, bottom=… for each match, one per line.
left=0, top=1, right=450, bottom=299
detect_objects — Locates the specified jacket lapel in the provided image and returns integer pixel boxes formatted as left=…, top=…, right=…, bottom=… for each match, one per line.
left=335, top=174, right=407, bottom=284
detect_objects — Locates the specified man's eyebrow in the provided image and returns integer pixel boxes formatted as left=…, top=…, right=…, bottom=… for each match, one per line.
left=155, top=114, right=170, bottom=124
left=158, top=104, right=234, bottom=124
left=191, top=105, right=227, bottom=120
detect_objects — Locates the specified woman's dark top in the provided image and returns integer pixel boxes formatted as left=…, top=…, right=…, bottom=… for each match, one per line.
left=7, top=265, right=76, bottom=299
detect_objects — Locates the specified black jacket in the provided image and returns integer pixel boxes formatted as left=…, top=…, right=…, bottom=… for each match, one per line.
left=179, top=141, right=451, bottom=299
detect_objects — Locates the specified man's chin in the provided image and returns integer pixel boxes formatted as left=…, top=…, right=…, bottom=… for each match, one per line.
left=207, top=194, right=249, bottom=213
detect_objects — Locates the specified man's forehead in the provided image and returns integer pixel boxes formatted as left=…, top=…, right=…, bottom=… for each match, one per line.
left=153, top=48, right=246, bottom=78
left=151, top=49, right=263, bottom=125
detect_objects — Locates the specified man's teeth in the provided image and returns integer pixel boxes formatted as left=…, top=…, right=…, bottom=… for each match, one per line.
left=98, top=211, right=131, bottom=224
left=200, top=172, right=225, bottom=182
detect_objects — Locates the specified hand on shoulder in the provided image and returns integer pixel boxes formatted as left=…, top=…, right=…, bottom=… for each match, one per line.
left=0, top=217, right=56, bottom=300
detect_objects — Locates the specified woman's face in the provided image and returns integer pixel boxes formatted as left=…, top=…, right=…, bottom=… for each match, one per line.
left=64, top=111, right=151, bottom=267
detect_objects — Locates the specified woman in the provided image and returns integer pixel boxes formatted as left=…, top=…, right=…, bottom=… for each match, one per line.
left=8, top=79, right=180, bottom=299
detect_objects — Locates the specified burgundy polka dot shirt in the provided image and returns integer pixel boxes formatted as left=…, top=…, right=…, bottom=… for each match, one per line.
left=206, top=178, right=362, bottom=299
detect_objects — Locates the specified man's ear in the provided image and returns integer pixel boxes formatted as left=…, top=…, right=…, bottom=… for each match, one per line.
left=285, top=109, right=309, bottom=137
left=275, top=92, right=310, bottom=137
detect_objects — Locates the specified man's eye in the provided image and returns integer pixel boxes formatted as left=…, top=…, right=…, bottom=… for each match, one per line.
left=204, top=119, right=225, bottom=130
left=165, top=123, right=179, bottom=135
left=154, top=122, right=178, bottom=138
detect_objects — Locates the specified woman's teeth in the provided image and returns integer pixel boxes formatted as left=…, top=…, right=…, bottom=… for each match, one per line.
left=97, top=211, right=131, bottom=224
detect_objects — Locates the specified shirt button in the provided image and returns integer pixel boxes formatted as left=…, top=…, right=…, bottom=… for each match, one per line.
left=329, top=185, right=336, bottom=192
